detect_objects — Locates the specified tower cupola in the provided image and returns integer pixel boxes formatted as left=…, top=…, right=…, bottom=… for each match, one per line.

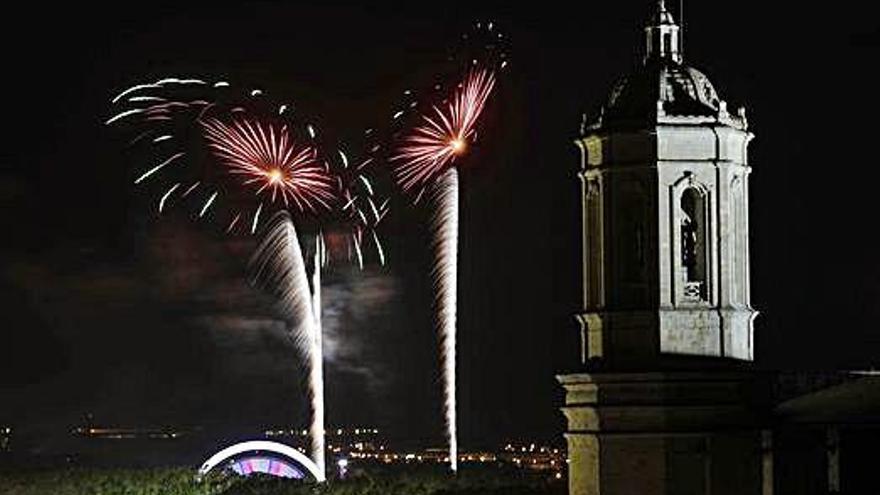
left=644, top=0, right=682, bottom=64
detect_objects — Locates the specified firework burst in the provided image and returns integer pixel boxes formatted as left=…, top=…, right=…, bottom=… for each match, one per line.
left=201, top=117, right=336, bottom=213
left=392, top=69, right=495, bottom=196
left=106, top=78, right=338, bottom=234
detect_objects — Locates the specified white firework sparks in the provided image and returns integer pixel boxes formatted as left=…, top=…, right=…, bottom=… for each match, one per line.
left=310, top=235, right=326, bottom=478
left=249, top=212, right=326, bottom=481
left=430, top=168, right=459, bottom=472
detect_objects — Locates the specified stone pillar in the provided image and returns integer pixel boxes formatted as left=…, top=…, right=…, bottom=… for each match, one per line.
left=564, top=433, right=600, bottom=495
left=826, top=426, right=840, bottom=494
left=559, top=372, right=763, bottom=495
left=761, top=429, right=774, bottom=495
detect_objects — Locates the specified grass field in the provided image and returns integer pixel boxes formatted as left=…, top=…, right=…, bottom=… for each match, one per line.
left=0, top=464, right=566, bottom=495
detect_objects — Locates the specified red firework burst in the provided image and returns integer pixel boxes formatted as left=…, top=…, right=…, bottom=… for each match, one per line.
left=201, top=117, right=336, bottom=213
left=392, top=69, right=496, bottom=194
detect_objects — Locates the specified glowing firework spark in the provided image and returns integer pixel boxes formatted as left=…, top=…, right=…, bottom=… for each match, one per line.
left=200, top=118, right=335, bottom=214
left=333, top=168, right=388, bottom=270
left=159, top=183, right=180, bottom=213
left=132, top=152, right=186, bottom=185
left=392, top=69, right=495, bottom=195
left=250, top=212, right=326, bottom=481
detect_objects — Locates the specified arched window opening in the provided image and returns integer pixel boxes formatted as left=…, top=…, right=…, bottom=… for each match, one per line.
left=680, top=187, right=707, bottom=301
left=663, top=32, right=673, bottom=56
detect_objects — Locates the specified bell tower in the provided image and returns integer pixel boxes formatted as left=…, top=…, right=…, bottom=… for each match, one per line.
left=559, top=4, right=766, bottom=495
left=575, top=0, right=757, bottom=365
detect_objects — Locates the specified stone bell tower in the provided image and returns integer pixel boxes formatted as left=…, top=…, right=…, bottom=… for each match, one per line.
left=559, top=3, right=766, bottom=495
left=576, top=0, right=757, bottom=366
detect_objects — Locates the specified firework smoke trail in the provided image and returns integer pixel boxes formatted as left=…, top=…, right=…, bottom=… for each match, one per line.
left=310, top=235, right=325, bottom=478
left=430, top=168, right=459, bottom=472
left=250, top=212, right=326, bottom=481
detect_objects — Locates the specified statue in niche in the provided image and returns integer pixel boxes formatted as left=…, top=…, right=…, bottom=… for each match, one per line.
left=586, top=178, right=600, bottom=198
left=681, top=211, right=698, bottom=281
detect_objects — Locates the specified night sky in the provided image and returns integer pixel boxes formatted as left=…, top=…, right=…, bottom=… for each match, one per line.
left=2, top=1, right=880, bottom=456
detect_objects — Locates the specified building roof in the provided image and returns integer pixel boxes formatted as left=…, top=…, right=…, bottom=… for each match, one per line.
left=584, top=1, right=747, bottom=133
left=775, top=373, right=880, bottom=424
left=604, top=60, right=722, bottom=123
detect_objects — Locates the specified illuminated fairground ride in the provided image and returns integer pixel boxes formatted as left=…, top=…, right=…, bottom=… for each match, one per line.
left=198, top=440, right=323, bottom=481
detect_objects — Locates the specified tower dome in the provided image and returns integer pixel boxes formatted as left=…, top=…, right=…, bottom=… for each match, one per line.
left=589, top=1, right=745, bottom=131
left=604, top=62, right=722, bottom=124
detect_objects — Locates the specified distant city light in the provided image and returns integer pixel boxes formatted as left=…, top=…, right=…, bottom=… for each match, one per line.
left=196, top=427, right=565, bottom=478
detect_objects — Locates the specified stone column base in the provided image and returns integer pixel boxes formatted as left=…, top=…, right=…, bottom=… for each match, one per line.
left=558, top=371, right=765, bottom=495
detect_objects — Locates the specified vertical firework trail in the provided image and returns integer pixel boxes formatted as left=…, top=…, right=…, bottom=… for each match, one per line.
left=392, top=62, right=498, bottom=472
left=310, top=235, right=325, bottom=477
left=430, top=167, right=459, bottom=472
left=250, top=213, right=326, bottom=481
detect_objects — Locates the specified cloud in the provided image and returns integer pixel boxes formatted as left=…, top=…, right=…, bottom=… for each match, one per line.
left=321, top=266, right=397, bottom=394
left=1, top=216, right=404, bottom=438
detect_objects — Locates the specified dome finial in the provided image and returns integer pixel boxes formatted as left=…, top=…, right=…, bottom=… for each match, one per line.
left=645, top=0, right=682, bottom=64
left=652, top=0, right=676, bottom=26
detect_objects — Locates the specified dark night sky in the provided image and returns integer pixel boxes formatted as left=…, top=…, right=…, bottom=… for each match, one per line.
left=2, top=1, right=880, bottom=456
